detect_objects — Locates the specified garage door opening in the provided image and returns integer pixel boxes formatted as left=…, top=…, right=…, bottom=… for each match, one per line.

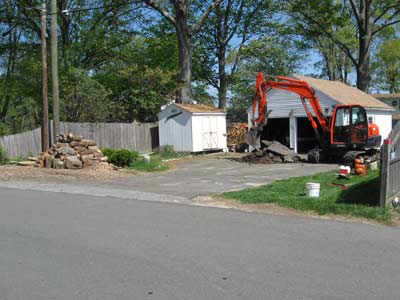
left=297, top=117, right=319, bottom=153
left=260, top=118, right=290, bottom=148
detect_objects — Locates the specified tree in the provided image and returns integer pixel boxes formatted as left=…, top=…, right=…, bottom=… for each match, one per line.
left=142, top=0, right=222, bottom=103
left=97, top=36, right=178, bottom=122
left=194, top=0, right=271, bottom=109
left=372, top=39, right=400, bottom=93
left=285, top=0, right=400, bottom=91
left=60, top=68, right=110, bottom=122
left=227, top=36, right=303, bottom=122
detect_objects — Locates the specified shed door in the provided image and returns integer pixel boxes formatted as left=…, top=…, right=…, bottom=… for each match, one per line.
left=202, top=116, right=218, bottom=149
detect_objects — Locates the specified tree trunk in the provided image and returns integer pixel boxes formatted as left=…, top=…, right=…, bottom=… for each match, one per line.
left=356, top=27, right=372, bottom=91
left=175, top=24, right=192, bottom=103
left=217, top=43, right=227, bottom=109
left=174, top=4, right=192, bottom=104
left=355, top=0, right=373, bottom=92
left=218, top=76, right=227, bottom=110
left=1, top=25, right=17, bottom=121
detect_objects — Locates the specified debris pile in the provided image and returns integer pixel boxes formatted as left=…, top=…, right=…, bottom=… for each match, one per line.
left=241, top=140, right=302, bottom=164
left=227, top=123, right=248, bottom=152
left=26, top=133, right=110, bottom=169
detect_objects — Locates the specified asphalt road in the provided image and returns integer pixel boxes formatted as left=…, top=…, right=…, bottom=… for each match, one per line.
left=1, top=188, right=400, bottom=300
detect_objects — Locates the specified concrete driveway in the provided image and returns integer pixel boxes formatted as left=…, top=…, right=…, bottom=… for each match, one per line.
left=100, top=157, right=338, bottom=198
left=0, top=156, right=337, bottom=203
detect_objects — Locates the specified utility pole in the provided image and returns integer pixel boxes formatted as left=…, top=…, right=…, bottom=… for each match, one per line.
left=50, top=0, right=60, bottom=142
left=41, top=2, right=49, bottom=152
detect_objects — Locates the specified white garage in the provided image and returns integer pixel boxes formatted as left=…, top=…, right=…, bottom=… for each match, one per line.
left=158, top=103, right=227, bottom=152
left=247, top=75, right=395, bottom=153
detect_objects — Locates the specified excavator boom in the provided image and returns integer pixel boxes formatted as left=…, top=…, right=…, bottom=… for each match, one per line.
left=246, top=72, right=330, bottom=146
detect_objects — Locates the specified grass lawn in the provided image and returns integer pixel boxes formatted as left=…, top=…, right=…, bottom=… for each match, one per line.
left=127, top=155, right=169, bottom=172
left=223, top=169, right=399, bottom=223
left=127, top=151, right=190, bottom=172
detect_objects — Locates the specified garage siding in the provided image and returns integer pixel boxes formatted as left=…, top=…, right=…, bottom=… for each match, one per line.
left=367, top=110, right=393, bottom=142
left=259, top=89, right=336, bottom=118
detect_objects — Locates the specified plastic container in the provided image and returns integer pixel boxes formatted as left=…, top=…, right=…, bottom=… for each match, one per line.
left=339, top=165, right=351, bottom=176
left=368, top=161, right=378, bottom=170
left=143, top=154, right=151, bottom=164
left=306, top=182, right=320, bottom=197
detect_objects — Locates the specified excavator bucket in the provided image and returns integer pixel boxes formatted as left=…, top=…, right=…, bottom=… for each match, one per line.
left=244, top=126, right=261, bottom=146
left=244, top=110, right=272, bottom=147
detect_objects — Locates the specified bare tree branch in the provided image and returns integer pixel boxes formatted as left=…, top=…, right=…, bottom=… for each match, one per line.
left=372, top=18, right=400, bottom=36
left=373, top=3, right=400, bottom=25
left=348, top=0, right=361, bottom=28
left=143, top=0, right=176, bottom=26
left=191, top=0, right=222, bottom=35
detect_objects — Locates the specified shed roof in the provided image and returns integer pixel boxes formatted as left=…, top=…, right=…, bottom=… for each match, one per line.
left=370, top=93, right=400, bottom=101
left=294, top=75, right=394, bottom=110
left=174, top=103, right=225, bottom=113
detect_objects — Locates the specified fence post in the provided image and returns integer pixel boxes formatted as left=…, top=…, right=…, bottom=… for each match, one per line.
left=380, top=139, right=391, bottom=207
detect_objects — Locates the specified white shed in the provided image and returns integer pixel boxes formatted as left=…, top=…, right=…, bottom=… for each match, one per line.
left=248, top=75, right=395, bottom=153
left=158, top=103, right=227, bottom=152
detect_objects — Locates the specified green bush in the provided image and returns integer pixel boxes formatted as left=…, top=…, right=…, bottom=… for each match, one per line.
left=156, top=145, right=178, bottom=159
left=109, top=149, right=139, bottom=167
left=0, top=123, right=10, bottom=136
left=101, top=148, right=116, bottom=159
left=0, top=146, right=8, bottom=165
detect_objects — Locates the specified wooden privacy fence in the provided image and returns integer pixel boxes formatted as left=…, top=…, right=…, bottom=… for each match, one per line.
left=0, top=122, right=159, bottom=158
left=380, top=121, right=400, bottom=207
left=0, top=128, right=42, bottom=159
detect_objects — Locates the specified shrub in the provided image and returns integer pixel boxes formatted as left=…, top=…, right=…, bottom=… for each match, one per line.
left=0, top=146, right=8, bottom=165
left=156, top=145, right=178, bottom=159
left=0, top=123, right=10, bottom=136
left=109, top=149, right=139, bottom=167
left=101, top=148, right=116, bottom=159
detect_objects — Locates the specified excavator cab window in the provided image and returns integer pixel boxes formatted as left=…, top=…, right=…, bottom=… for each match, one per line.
left=350, top=106, right=368, bottom=144
left=332, top=107, right=350, bottom=143
left=332, top=106, right=368, bottom=145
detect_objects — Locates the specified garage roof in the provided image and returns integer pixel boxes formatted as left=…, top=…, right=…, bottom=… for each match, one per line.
left=370, top=93, right=400, bottom=102
left=294, top=75, right=394, bottom=110
left=175, top=103, right=225, bottom=113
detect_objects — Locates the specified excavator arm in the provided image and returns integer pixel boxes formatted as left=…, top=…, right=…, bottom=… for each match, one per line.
left=247, top=72, right=330, bottom=146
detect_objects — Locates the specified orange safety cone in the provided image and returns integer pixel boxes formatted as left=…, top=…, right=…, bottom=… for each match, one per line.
left=354, top=156, right=367, bottom=176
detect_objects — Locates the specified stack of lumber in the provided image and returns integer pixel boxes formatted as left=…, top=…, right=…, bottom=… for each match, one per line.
left=241, top=140, right=302, bottom=164
left=34, top=133, right=107, bottom=169
left=227, top=123, right=248, bottom=152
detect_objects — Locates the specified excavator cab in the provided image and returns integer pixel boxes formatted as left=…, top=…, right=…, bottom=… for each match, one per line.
left=330, top=105, right=369, bottom=148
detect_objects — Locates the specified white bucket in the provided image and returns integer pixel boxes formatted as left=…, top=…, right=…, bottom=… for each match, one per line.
left=369, top=161, right=378, bottom=170
left=306, top=182, right=320, bottom=198
left=143, top=154, right=151, bottom=164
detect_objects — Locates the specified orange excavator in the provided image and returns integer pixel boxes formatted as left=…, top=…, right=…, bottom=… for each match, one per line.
left=245, top=72, right=381, bottom=163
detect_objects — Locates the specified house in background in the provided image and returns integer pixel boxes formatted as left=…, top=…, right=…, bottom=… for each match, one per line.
left=371, top=93, right=400, bottom=126
left=158, top=103, right=227, bottom=152
left=247, top=75, right=395, bottom=153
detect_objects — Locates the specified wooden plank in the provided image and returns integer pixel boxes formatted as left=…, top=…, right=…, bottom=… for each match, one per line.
left=380, top=142, right=390, bottom=207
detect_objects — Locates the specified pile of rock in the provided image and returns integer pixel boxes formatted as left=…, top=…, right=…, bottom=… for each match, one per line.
left=240, top=140, right=303, bottom=164
left=33, top=133, right=108, bottom=169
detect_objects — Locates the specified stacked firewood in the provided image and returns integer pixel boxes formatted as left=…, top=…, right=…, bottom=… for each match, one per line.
left=35, top=133, right=108, bottom=169
left=227, top=123, right=248, bottom=151
left=240, top=140, right=303, bottom=164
